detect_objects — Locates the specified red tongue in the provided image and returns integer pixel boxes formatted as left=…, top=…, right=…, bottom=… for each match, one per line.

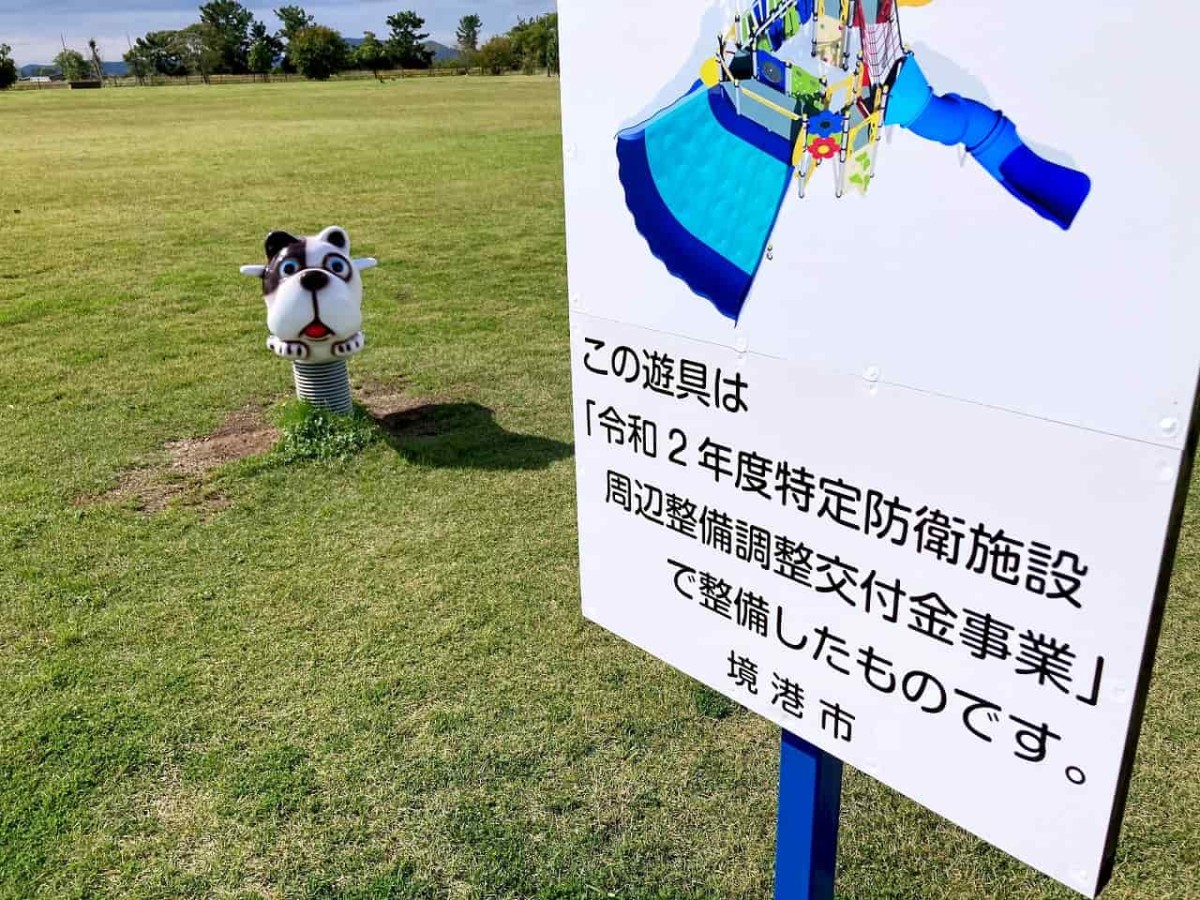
left=302, top=323, right=331, bottom=339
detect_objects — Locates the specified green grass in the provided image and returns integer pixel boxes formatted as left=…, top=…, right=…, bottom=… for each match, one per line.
left=0, top=78, right=1196, bottom=899
left=272, top=403, right=382, bottom=465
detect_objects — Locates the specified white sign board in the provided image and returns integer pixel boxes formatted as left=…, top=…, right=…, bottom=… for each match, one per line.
left=558, top=1, right=1200, bottom=896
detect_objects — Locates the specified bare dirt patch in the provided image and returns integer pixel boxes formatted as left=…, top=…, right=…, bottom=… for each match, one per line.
left=165, top=406, right=279, bottom=477
left=80, top=382, right=457, bottom=512
left=80, top=405, right=279, bottom=514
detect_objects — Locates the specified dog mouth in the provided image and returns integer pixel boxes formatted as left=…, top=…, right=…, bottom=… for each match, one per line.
left=301, top=321, right=332, bottom=340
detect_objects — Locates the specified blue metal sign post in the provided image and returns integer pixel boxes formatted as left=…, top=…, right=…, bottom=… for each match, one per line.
left=775, top=729, right=844, bottom=900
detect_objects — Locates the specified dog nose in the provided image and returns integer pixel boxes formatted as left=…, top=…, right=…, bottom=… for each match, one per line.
left=300, top=270, right=329, bottom=291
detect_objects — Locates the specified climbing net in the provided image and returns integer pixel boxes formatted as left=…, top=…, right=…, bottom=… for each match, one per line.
left=860, top=6, right=905, bottom=84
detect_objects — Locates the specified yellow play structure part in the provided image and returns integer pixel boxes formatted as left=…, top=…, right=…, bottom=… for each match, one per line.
left=700, top=57, right=722, bottom=87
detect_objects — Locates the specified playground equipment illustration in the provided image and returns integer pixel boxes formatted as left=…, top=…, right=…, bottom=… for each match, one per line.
left=616, top=0, right=1093, bottom=320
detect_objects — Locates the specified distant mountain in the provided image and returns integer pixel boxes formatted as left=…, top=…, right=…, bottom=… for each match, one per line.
left=19, top=61, right=127, bottom=78
left=425, top=41, right=460, bottom=62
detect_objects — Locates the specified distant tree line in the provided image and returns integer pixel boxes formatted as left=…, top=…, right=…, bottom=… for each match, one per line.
left=472, top=15, right=559, bottom=76
left=118, top=3, right=443, bottom=83
left=0, top=2, right=561, bottom=89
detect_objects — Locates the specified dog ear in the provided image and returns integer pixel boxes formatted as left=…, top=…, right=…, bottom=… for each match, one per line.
left=264, top=230, right=299, bottom=262
left=317, top=226, right=350, bottom=253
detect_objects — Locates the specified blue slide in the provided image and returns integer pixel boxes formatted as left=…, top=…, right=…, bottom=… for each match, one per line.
left=617, top=84, right=795, bottom=320
left=884, top=54, right=1092, bottom=230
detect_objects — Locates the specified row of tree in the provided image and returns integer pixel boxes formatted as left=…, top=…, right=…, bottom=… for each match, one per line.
left=0, top=3, right=560, bottom=89
left=473, top=15, right=559, bottom=76
left=115, top=4, right=442, bottom=83
left=110, top=2, right=559, bottom=84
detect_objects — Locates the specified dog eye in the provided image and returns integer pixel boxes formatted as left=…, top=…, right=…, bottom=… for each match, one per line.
left=324, top=254, right=352, bottom=280
left=280, top=259, right=300, bottom=277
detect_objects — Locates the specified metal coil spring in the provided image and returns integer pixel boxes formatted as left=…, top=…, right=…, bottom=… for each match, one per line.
left=292, top=360, right=352, bottom=414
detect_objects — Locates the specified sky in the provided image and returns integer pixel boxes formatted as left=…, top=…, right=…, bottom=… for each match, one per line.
left=0, top=0, right=555, bottom=66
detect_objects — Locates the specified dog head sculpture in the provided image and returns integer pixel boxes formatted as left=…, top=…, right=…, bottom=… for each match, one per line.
left=241, top=226, right=376, bottom=363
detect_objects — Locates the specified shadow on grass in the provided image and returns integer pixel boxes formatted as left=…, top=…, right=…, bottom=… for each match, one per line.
left=375, top=402, right=573, bottom=471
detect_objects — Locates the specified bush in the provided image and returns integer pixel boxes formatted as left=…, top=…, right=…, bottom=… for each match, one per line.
left=476, top=36, right=515, bottom=75
left=289, top=26, right=349, bottom=81
left=434, top=53, right=471, bottom=73
left=54, top=48, right=92, bottom=82
left=0, top=44, right=17, bottom=90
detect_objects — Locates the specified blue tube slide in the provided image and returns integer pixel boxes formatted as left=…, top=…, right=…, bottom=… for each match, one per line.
left=884, top=54, right=1091, bottom=230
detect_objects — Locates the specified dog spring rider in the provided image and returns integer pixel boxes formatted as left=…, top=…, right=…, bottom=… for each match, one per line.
left=240, top=226, right=377, bottom=414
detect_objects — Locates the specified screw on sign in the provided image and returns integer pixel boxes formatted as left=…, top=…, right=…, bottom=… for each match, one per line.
left=240, top=226, right=377, bottom=414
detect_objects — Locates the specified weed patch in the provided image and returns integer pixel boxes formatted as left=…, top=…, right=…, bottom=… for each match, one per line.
left=272, top=401, right=382, bottom=465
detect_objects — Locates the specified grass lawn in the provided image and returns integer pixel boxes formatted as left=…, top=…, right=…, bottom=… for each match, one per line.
left=0, top=77, right=1196, bottom=900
